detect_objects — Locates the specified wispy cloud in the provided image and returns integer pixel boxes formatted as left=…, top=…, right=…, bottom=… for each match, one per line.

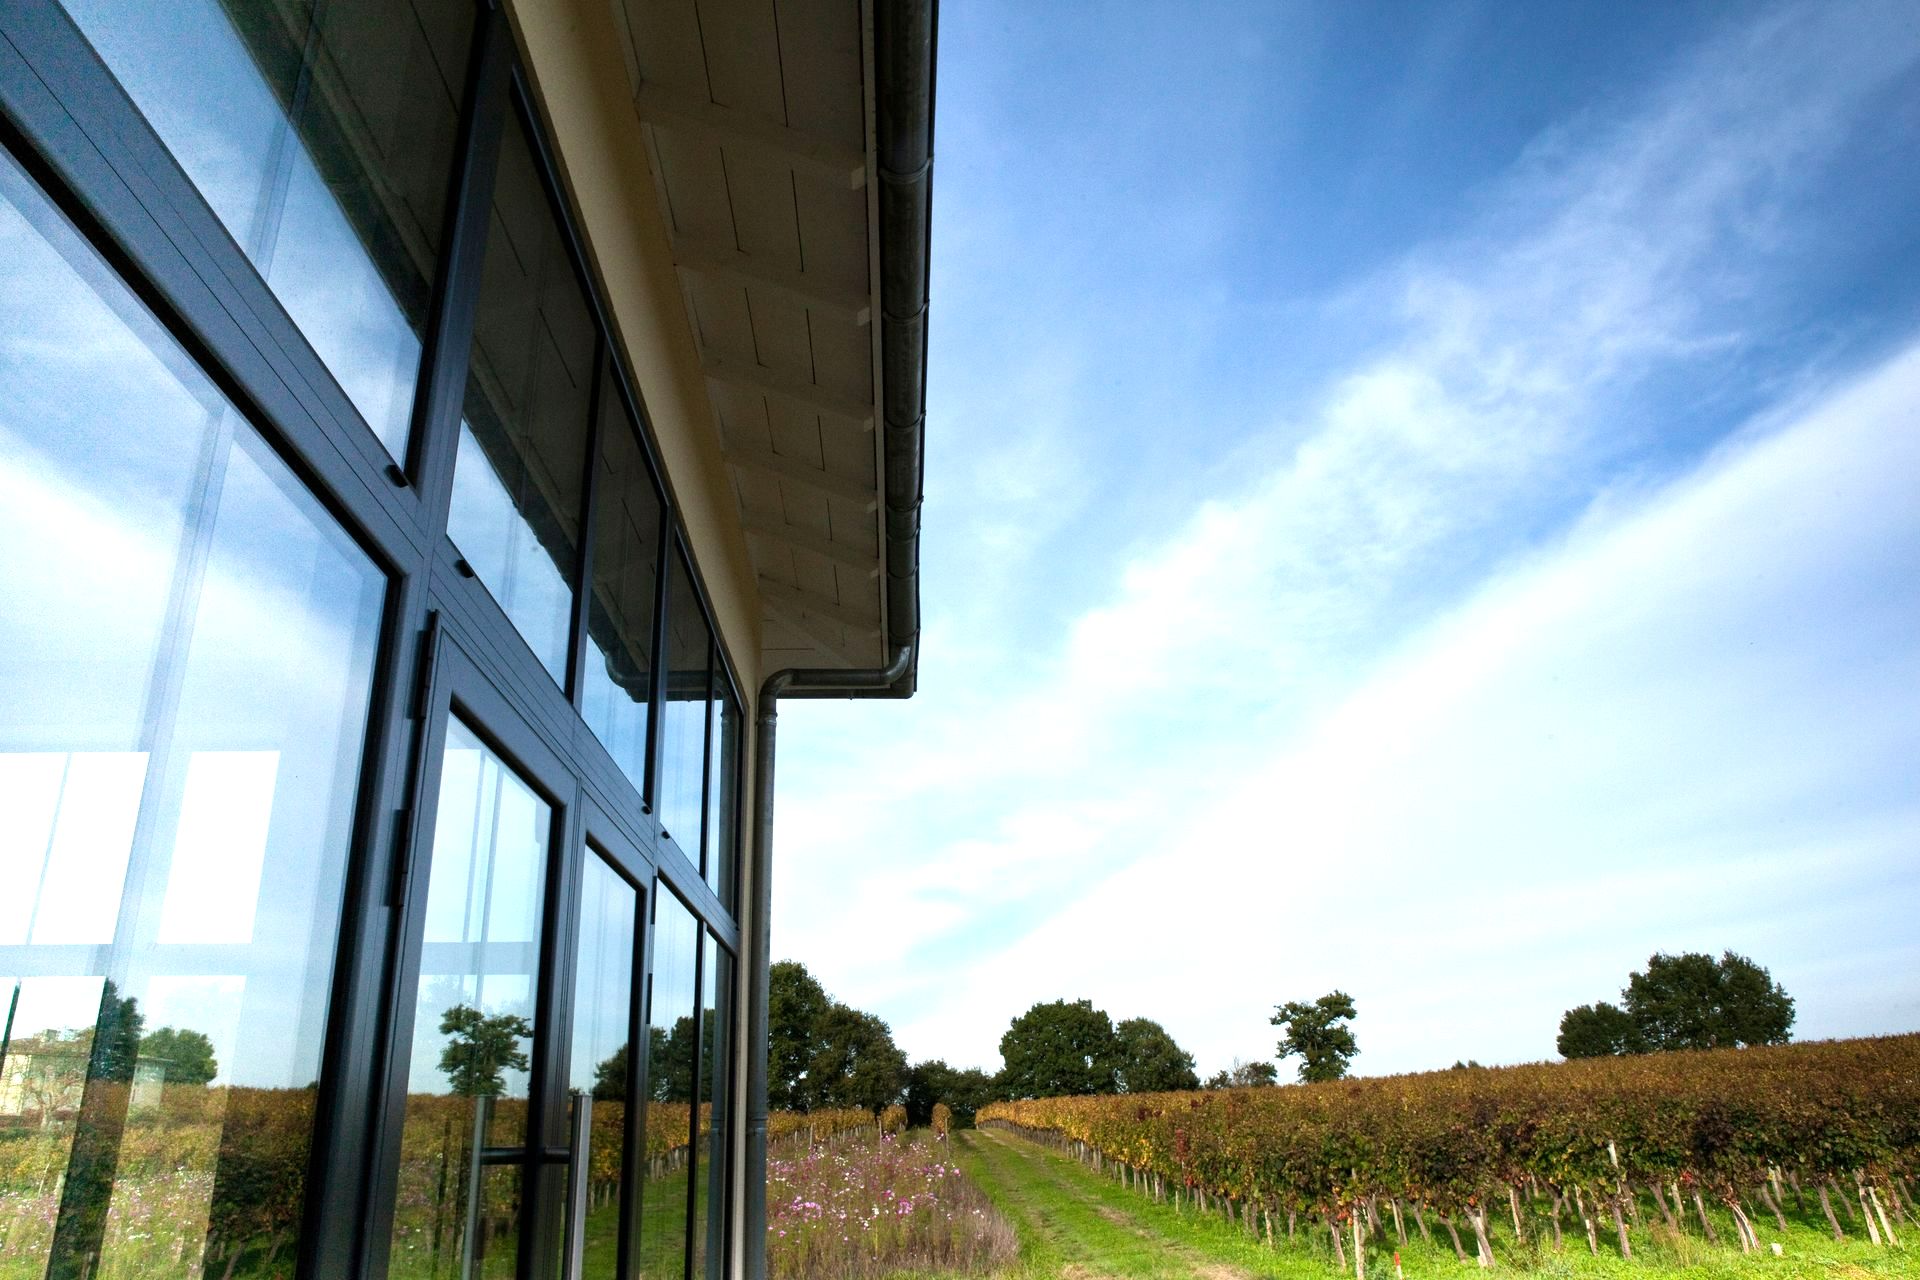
left=773, top=0, right=1920, bottom=1073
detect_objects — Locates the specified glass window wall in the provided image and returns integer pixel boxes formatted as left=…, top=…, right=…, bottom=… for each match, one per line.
left=388, top=718, right=551, bottom=1278
left=569, top=852, right=639, bottom=1279
left=59, top=0, right=474, bottom=458
left=448, top=105, right=596, bottom=686
left=705, top=692, right=742, bottom=907
left=640, top=890, right=699, bottom=1280
left=694, top=940, right=733, bottom=1280
left=581, top=384, right=663, bottom=800
left=0, top=145, right=385, bottom=1278
left=658, top=555, right=713, bottom=859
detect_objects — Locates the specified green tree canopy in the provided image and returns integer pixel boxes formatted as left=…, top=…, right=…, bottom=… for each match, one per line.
left=1271, top=991, right=1359, bottom=1083
left=593, top=1043, right=629, bottom=1101
left=1112, top=1017, right=1199, bottom=1093
left=1556, top=1002, right=1641, bottom=1058
left=808, top=1003, right=908, bottom=1111
left=1557, top=951, right=1795, bottom=1058
left=140, top=1026, right=218, bottom=1086
left=905, top=1059, right=999, bottom=1128
left=1624, top=950, right=1795, bottom=1051
left=438, top=1005, right=531, bottom=1097
left=769, top=960, right=831, bottom=1111
left=1204, top=1059, right=1278, bottom=1089
left=997, top=999, right=1119, bottom=1099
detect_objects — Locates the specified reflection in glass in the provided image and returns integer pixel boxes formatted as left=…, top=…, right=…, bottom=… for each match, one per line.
left=0, top=147, right=384, bottom=1277
left=569, top=855, right=638, bottom=1278
left=695, top=941, right=733, bottom=1280
left=639, top=891, right=699, bottom=1280
left=60, top=0, right=474, bottom=456
left=581, top=387, right=663, bottom=800
left=389, top=719, right=551, bottom=1277
left=705, top=692, right=742, bottom=907
left=659, top=555, right=713, bottom=858
left=448, top=109, right=596, bottom=685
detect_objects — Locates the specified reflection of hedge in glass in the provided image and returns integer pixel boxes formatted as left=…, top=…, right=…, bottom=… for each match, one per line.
left=0, top=1083, right=316, bottom=1279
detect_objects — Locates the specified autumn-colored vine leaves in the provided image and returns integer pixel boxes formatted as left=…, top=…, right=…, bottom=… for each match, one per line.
left=979, top=1034, right=1919, bottom=1266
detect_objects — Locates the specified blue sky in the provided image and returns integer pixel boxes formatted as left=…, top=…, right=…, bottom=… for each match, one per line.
left=770, top=0, right=1920, bottom=1079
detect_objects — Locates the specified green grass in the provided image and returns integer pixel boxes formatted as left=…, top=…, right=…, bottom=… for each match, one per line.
left=949, top=1127, right=1916, bottom=1280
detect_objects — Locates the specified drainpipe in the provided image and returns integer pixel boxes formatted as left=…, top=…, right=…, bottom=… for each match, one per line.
left=742, top=645, right=913, bottom=1280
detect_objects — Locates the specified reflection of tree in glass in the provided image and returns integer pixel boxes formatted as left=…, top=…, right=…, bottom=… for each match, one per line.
left=645, top=1010, right=719, bottom=1103
left=141, top=1026, right=218, bottom=1085
left=594, top=1043, right=629, bottom=1100
left=648, top=1016, right=694, bottom=1102
left=438, top=1005, right=531, bottom=1096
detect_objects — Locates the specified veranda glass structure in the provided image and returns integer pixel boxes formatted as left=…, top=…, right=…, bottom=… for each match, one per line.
left=0, top=3, right=753, bottom=1276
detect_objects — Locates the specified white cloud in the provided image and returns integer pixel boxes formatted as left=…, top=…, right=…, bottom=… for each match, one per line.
left=771, top=0, right=1920, bottom=1073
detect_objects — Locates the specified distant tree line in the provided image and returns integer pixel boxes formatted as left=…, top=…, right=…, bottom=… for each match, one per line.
left=1558, top=951, right=1794, bottom=1058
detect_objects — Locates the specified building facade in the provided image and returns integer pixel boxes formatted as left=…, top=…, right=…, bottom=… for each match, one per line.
left=0, top=1, right=931, bottom=1277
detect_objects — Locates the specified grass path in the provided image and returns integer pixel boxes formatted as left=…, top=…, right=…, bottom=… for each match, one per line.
left=950, top=1127, right=1913, bottom=1280
left=951, top=1128, right=1327, bottom=1280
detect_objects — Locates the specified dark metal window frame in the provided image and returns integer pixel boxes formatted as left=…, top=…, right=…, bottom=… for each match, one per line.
left=0, top=1, right=748, bottom=1276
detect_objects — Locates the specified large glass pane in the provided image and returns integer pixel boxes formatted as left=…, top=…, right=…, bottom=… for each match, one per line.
left=694, top=941, right=733, bottom=1280
left=60, top=0, right=474, bottom=457
left=0, top=146, right=384, bottom=1278
left=448, top=108, right=596, bottom=686
left=570, top=853, right=637, bottom=1280
left=639, top=891, right=698, bottom=1280
left=581, top=386, right=663, bottom=799
left=658, top=556, right=713, bottom=857
left=704, top=692, right=741, bottom=908
left=388, top=719, right=550, bottom=1280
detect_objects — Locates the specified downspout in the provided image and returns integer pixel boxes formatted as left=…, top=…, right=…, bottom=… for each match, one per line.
left=741, top=646, right=913, bottom=1280
left=744, top=0, right=934, bottom=1272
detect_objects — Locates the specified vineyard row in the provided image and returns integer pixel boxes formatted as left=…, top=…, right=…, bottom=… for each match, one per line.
left=976, top=1033, right=1920, bottom=1269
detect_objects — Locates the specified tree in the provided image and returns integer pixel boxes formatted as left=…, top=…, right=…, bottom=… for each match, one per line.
left=905, top=1059, right=998, bottom=1128
left=1557, top=1002, right=1640, bottom=1058
left=997, top=999, right=1119, bottom=1099
left=1271, top=991, right=1359, bottom=1083
left=438, top=1005, right=532, bottom=1096
left=1205, top=1059, right=1278, bottom=1089
left=808, top=1003, right=907, bottom=1111
left=1557, top=951, right=1795, bottom=1058
left=1623, top=951, right=1794, bottom=1051
left=141, top=1026, right=218, bottom=1086
left=1112, top=1018, right=1199, bottom=1093
left=769, top=961, right=831, bottom=1111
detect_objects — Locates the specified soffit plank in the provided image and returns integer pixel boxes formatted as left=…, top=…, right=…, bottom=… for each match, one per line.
left=724, top=446, right=876, bottom=508
left=763, top=593, right=868, bottom=667
left=672, top=233, right=870, bottom=322
left=636, top=82, right=865, bottom=188
left=757, top=575, right=881, bottom=634
left=743, top=514, right=876, bottom=575
left=703, top=352, right=874, bottom=427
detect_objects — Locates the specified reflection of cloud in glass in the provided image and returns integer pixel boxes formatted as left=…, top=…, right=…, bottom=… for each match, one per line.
left=0, top=753, right=145, bottom=944
left=57, top=0, right=467, bottom=455
left=158, top=753, right=279, bottom=945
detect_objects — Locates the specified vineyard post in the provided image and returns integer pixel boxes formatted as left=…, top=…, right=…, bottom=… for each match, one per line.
left=1690, top=1188, right=1718, bottom=1244
left=1853, top=1173, right=1883, bottom=1246
left=1506, top=1183, right=1523, bottom=1242
left=1756, top=1182, right=1788, bottom=1231
left=1330, top=1217, right=1347, bottom=1271
left=1573, top=1186, right=1597, bottom=1255
left=1647, top=1182, right=1678, bottom=1233
left=1353, top=1209, right=1366, bottom=1280
left=1545, top=1192, right=1564, bottom=1250
left=1389, top=1197, right=1406, bottom=1246
left=1865, top=1179, right=1897, bottom=1246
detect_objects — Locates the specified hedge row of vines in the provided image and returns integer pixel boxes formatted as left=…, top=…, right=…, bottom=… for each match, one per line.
left=978, top=1034, right=1920, bottom=1271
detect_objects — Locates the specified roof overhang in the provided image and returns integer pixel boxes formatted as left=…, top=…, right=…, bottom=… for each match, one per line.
left=613, top=0, right=933, bottom=693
